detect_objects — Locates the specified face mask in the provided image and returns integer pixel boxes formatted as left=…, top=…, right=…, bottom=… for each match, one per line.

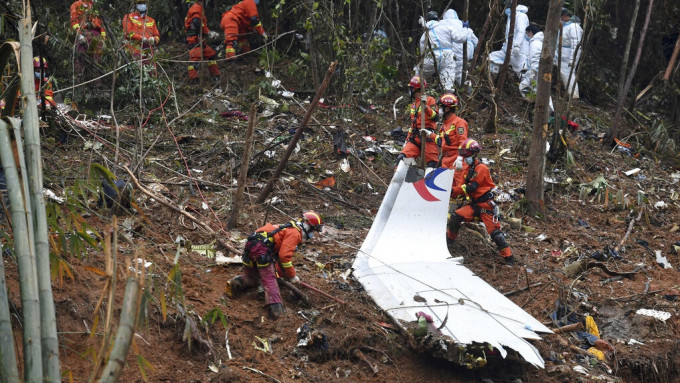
left=525, top=35, right=531, bottom=42
left=505, top=8, right=511, bottom=16
left=136, top=4, right=147, bottom=13
left=464, top=156, right=474, bottom=165
left=438, top=107, right=444, bottom=116
left=302, top=222, right=315, bottom=240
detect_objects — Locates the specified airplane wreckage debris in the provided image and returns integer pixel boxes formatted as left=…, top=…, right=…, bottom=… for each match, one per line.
left=352, top=163, right=552, bottom=368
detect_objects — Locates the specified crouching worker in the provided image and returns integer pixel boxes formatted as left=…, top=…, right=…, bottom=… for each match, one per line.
left=227, top=211, right=323, bottom=319
left=447, top=139, right=514, bottom=266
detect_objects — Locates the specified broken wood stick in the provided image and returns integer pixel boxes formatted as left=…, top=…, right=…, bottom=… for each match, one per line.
left=503, top=282, right=542, bottom=297
left=664, top=36, right=680, bottom=82
left=600, top=276, right=623, bottom=286
left=300, top=281, right=346, bottom=305
left=257, top=60, right=338, bottom=203
left=552, top=322, right=583, bottom=334
left=614, top=208, right=644, bottom=253
left=122, top=165, right=240, bottom=255
left=353, top=349, right=378, bottom=375
left=227, top=103, right=257, bottom=229
left=279, top=279, right=311, bottom=306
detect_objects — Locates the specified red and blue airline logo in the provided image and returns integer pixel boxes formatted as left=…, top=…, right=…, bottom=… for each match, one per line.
left=413, top=168, right=446, bottom=202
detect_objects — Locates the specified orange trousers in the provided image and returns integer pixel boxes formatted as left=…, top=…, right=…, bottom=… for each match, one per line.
left=447, top=202, right=511, bottom=258
left=401, top=140, right=439, bottom=165
left=188, top=44, right=220, bottom=79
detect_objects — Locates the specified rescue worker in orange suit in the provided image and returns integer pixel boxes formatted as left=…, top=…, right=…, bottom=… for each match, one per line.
left=227, top=211, right=323, bottom=318
left=220, top=0, right=267, bottom=60
left=122, top=0, right=160, bottom=62
left=33, top=57, right=56, bottom=109
left=185, top=0, right=221, bottom=82
left=448, top=139, right=514, bottom=266
left=396, top=76, right=439, bottom=167
left=436, top=93, right=468, bottom=169
left=70, top=0, right=106, bottom=74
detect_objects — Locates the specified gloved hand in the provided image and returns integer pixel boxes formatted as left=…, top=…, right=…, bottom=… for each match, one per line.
left=511, top=46, right=520, bottom=57
left=208, top=31, right=219, bottom=39
left=462, top=21, right=470, bottom=28
left=262, top=32, right=268, bottom=41
left=288, top=275, right=300, bottom=284
left=422, top=128, right=434, bottom=136
left=148, top=37, right=156, bottom=46
left=141, top=37, right=150, bottom=45
left=420, top=94, right=427, bottom=104
left=454, top=156, right=463, bottom=171
left=78, top=34, right=87, bottom=44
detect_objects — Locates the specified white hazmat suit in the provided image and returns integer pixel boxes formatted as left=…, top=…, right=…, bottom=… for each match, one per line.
left=558, top=18, right=583, bottom=98
left=489, top=5, right=530, bottom=77
left=441, top=9, right=478, bottom=86
left=519, top=31, right=553, bottom=111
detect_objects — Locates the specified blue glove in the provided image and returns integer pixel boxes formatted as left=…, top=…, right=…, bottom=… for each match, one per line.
left=505, top=8, right=511, bottom=16
left=463, top=21, right=469, bottom=28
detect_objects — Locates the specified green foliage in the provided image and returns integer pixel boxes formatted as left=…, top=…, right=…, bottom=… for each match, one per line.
left=646, top=120, right=677, bottom=155
left=201, top=307, right=229, bottom=331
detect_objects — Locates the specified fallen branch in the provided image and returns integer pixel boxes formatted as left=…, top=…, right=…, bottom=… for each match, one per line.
left=300, top=281, right=346, bottom=305
left=122, top=165, right=240, bottom=255
left=279, top=280, right=311, bottom=306
left=353, top=349, right=378, bottom=375
left=242, top=366, right=281, bottom=383
left=503, top=282, right=542, bottom=297
left=614, top=208, right=644, bottom=253
left=552, top=322, right=583, bottom=334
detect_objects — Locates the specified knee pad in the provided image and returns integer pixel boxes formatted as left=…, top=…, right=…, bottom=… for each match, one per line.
left=491, top=229, right=509, bottom=250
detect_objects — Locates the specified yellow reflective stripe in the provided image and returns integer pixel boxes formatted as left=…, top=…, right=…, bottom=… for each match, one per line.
left=188, top=65, right=195, bottom=70
left=207, top=61, right=217, bottom=65
left=242, top=260, right=254, bottom=268
left=73, top=24, right=80, bottom=30
left=461, top=184, right=467, bottom=194
left=101, top=31, right=106, bottom=37
left=130, top=18, right=143, bottom=26
left=256, top=262, right=271, bottom=268
left=280, top=261, right=293, bottom=268
left=127, top=32, right=136, bottom=38
left=254, top=22, right=262, bottom=28
left=427, top=107, right=437, bottom=118
left=226, top=47, right=235, bottom=53
left=146, top=21, right=155, bottom=27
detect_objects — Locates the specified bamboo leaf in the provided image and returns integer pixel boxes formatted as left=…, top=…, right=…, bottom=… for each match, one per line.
left=84, top=266, right=107, bottom=276
left=136, top=355, right=155, bottom=383
left=159, top=292, right=167, bottom=323
left=90, top=315, right=99, bottom=338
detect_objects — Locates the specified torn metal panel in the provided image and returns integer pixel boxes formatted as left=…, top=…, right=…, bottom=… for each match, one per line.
left=353, top=163, right=551, bottom=368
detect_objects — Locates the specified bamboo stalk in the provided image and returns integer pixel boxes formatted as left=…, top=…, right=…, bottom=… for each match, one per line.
left=0, top=242, right=20, bottom=382
left=19, top=13, right=61, bottom=380
left=0, top=120, right=43, bottom=382
left=98, top=275, right=141, bottom=383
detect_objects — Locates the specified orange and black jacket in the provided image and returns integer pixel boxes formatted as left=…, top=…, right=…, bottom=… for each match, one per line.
left=70, top=0, right=106, bottom=37
left=185, top=2, right=209, bottom=43
left=452, top=159, right=495, bottom=203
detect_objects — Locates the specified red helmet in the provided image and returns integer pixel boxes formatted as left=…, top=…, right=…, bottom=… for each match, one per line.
left=302, top=211, right=323, bottom=231
left=458, top=139, right=481, bottom=157
left=438, top=93, right=459, bottom=108
left=33, top=57, right=47, bottom=69
left=408, top=76, right=426, bottom=90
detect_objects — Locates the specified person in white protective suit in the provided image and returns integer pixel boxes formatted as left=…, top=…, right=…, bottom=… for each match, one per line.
left=488, top=5, right=530, bottom=77
left=558, top=7, right=583, bottom=99
left=440, top=9, right=478, bottom=87
left=414, top=10, right=473, bottom=91
left=518, top=24, right=553, bottom=111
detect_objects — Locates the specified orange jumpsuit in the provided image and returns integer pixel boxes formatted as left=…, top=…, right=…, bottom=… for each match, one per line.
left=449, top=159, right=511, bottom=258
left=220, top=0, right=265, bottom=58
left=401, top=96, right=439, bottom=165
left=438, top=114, right=468, bottom=169
left=35, top=76, right=56, bottom=108
left=122, top=11, right=160, bottom=61
left=185, top=2, right=220, bottom=80
left=70, top=0, right=106, bottom=72
left=238, top=222, right=302, bottom=306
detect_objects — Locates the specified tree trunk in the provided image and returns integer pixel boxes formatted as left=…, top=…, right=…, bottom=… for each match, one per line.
left=606, top=0, right=655, bottom=146
left=617, top=0, right=640, bottom=101
left=484, top=0, right=516, bottom=134
left=526, top=0, right=564, bottom=214
left=227, top=104, right=257, bottom=229
left=471, top=0, right=500, bottom=70
left=461, top=0, right=470, bottom=87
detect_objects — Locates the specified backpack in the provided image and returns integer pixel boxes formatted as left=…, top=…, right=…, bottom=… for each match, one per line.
left=242, top=221, right=295, bottom=265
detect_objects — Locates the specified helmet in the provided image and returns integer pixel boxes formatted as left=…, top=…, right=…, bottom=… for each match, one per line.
left=561, top=7, right=572, bottom=17
left=33, top=57, right=47, bottom=69
left=302, top=211, right=323, bottom=232
left=425, top=10, right=438, bottom=21
left=458, top=139, right=481, bottom=158
left=438, top=93, right=459, bottom=108
left=408, top=76, right=426, bottom=90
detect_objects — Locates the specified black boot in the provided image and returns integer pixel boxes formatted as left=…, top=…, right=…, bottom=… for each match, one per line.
left=268, top=303, right=285, bottom=319
left=504, top=255, right=515, bottom=266
left=226, top=276, right=245, bottom=297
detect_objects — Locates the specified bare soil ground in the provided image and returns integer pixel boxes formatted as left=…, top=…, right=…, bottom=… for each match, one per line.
left=4, top=55, right=680, bottom=383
